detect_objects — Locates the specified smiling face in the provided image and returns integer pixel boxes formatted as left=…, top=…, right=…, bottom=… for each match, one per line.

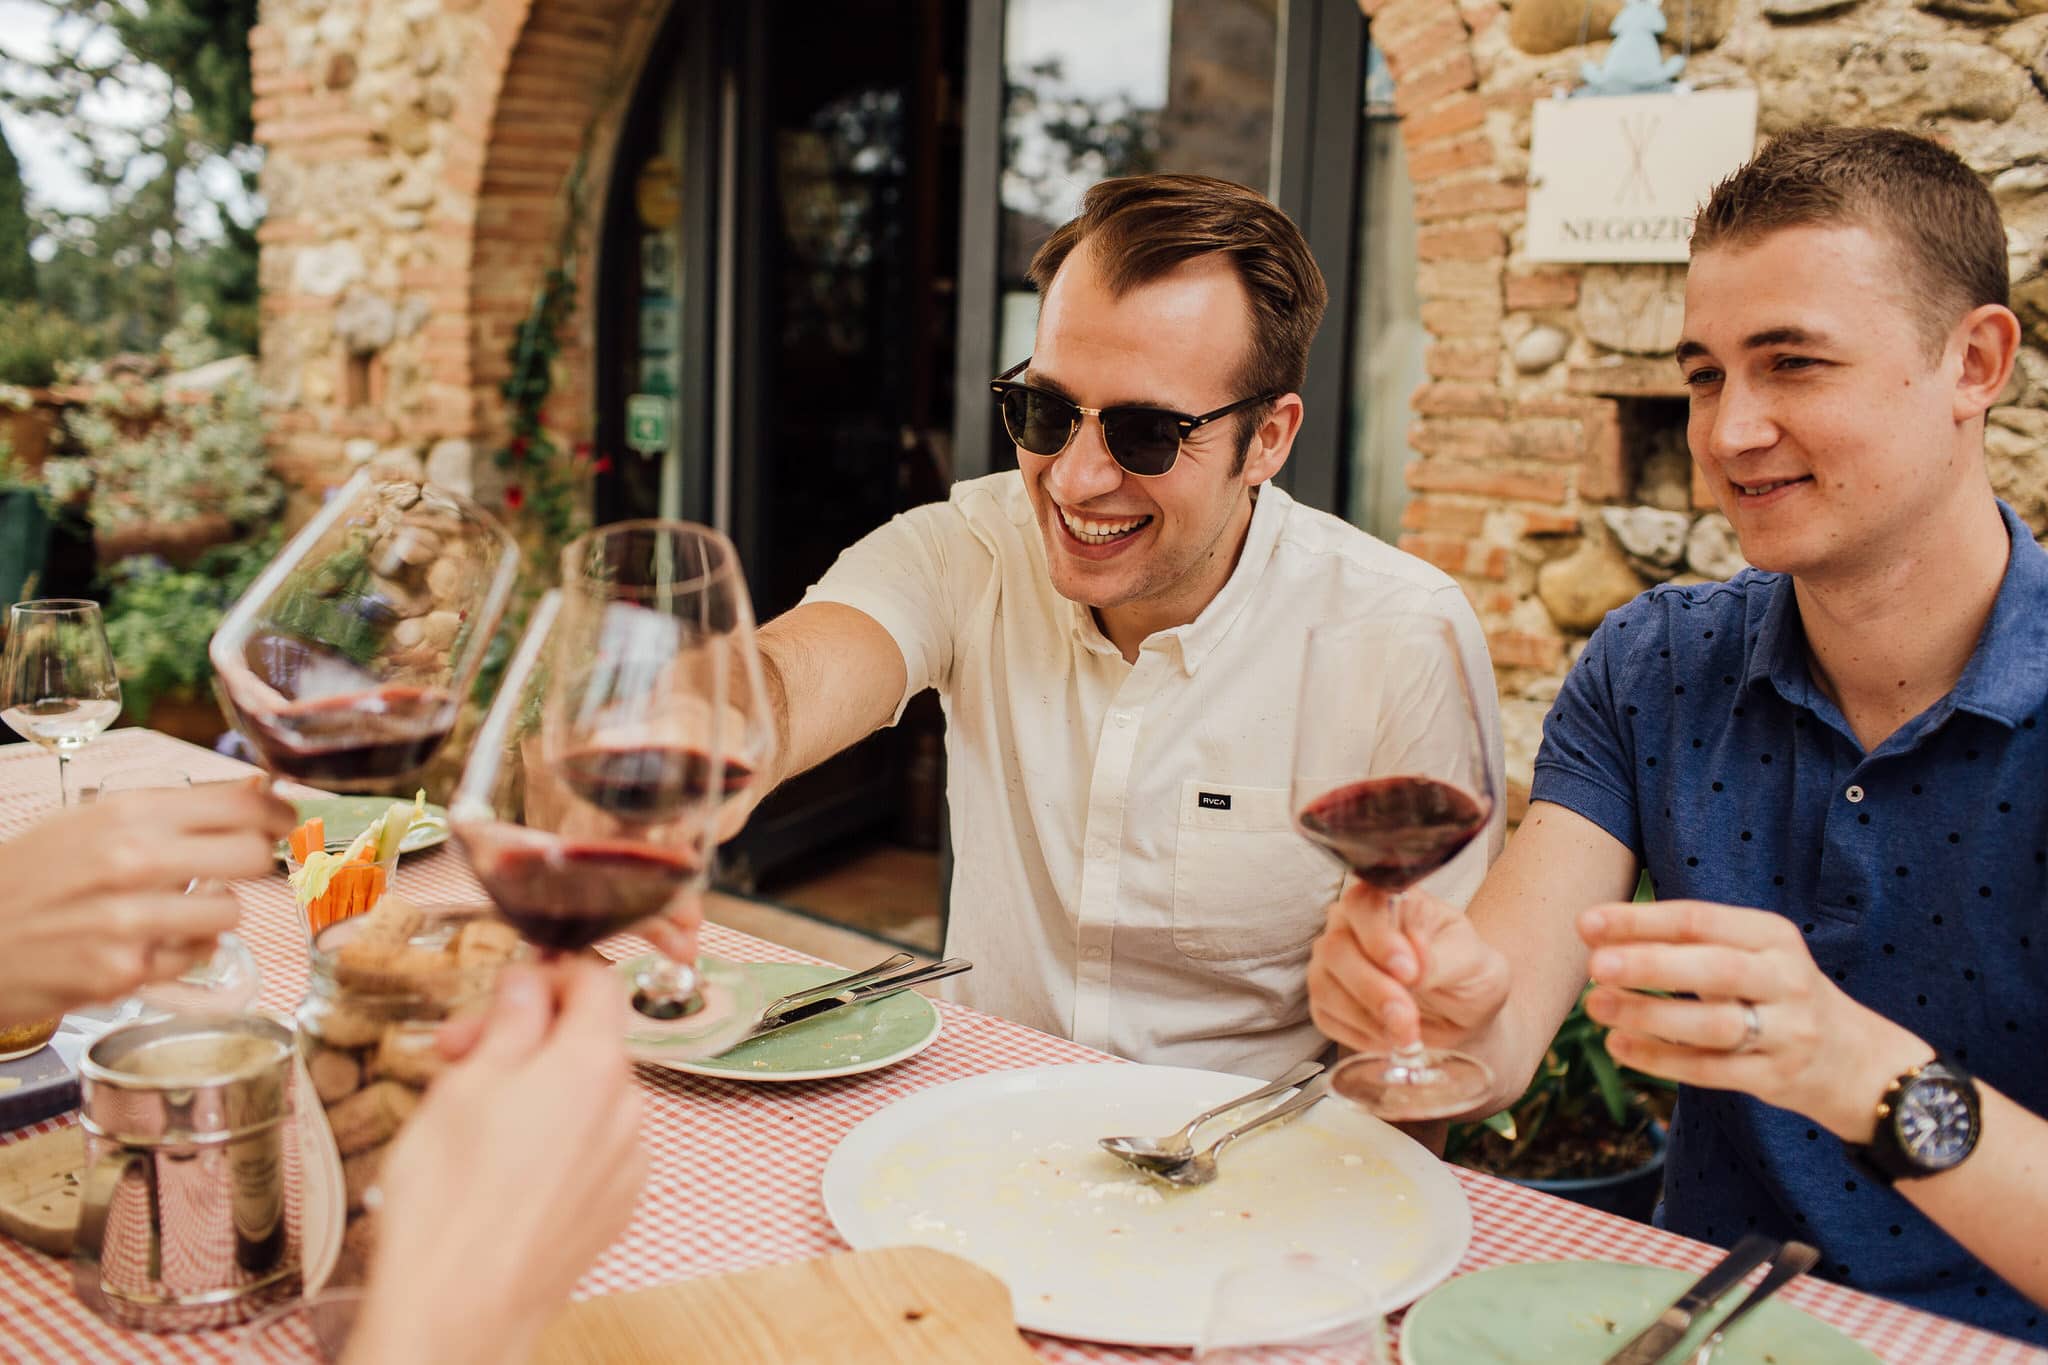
left=1678, top=222, right=1993, bottom=581
left=1019, top=242, right=1298, bottom=644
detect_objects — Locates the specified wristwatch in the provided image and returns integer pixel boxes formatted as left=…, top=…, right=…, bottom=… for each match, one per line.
left=1846, top=1054, right=1981, bottom=1184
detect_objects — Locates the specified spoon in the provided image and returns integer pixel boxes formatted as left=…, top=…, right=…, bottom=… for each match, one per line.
left=1147, top=1081, right=1329, bottom=1188
left=1099, top=1060, right=1325, bottom=1173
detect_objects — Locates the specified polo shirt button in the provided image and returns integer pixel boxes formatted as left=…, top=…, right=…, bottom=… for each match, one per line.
left=1089, top=838, right=1112, bottom=858
left=1084, top=947, right=1106, bottom=960
left=1114, top=711, right=1133, bottom=727
left=1846, top=785, right=1866, bottom=803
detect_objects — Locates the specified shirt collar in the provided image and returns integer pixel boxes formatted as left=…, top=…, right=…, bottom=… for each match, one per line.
left=1744, top=499, right=2048, bottom=728
left=1064, top=482, right=1291, bottom=676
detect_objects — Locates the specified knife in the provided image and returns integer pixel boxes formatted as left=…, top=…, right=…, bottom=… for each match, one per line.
left=727, top=957, right=973, bottom=1047
left=1602, top=1234, right=1778, bottom=1365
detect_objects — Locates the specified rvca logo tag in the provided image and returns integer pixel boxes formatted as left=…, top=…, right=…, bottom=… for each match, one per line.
left=1197, top=792, right=1232, bottom=811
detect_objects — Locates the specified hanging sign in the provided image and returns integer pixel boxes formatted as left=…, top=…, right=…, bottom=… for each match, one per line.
left=1526, top=89, right=1758, bottom=263
left=626, top=394, right=671, bottom=454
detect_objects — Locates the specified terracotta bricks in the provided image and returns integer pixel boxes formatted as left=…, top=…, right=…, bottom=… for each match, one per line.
left=1402, top=498, right=1490, bottom=535
left=1504, top=270, right=1581, bottom=311
left=1406, top=461, right=1571, bottom=505
left=1413, top=177, right=1525, bottom=222
left=1487, top=630, right=1567, bottom=672
left=1406, top=133, right=1493, bottom=183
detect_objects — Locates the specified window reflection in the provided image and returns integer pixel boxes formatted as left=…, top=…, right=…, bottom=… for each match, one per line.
left=995, top=0, right=1281, bottom=363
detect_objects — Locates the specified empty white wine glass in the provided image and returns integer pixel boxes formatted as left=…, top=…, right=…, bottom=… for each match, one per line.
left=2, top=598, right=121, bottom=807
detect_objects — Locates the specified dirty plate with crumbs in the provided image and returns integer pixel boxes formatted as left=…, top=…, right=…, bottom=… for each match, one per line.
left=823, top=1062, right=1471, bottom=1346
left=628, top=960, right=943, bottom=1082
left=1399, top=1260, right=1880, bottom=1364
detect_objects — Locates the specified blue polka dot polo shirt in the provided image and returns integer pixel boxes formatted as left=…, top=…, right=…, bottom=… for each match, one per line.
left=1531, top=500, right=2048, bottom=1346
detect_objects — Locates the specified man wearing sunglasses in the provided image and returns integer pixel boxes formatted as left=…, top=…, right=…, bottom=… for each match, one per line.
left=746, top=173, right=1502, bottom=1079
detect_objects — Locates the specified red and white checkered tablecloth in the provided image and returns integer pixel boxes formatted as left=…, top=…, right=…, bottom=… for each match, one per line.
left=1, top=730, right=2041, bottom=1363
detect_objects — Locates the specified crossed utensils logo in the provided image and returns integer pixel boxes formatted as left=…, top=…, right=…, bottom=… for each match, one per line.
left=1613, top=111, right=1659, bottom=207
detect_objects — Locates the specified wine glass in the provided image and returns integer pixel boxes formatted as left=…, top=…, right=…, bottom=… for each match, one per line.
left=449, top=589, right=756, bottom=1061
left=2, top=598, right=121, bottom=807
left=206, top=470, right=520, bottom=794
left=96, top=766, right=262, bottom=1017
left=1196, top=1254, right=1390, bottom=1363
left=1293, top=615, right=1497, bottom=1121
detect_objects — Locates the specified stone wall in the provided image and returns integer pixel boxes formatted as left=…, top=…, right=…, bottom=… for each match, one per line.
left=1365, top=0, right=2048, bottom=811
left=250, top=0, right=667, bottom=522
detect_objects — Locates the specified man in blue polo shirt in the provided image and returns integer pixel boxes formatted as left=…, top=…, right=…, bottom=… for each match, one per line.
left=1307, top=125, right=2048, bottom=1343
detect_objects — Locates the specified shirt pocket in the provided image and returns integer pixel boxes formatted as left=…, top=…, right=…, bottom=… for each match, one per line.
left=1170, top=780, right=1345, bottom=962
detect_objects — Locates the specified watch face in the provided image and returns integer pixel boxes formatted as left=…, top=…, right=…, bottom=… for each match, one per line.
left=1895, top=1078, right=1977, bottom=1168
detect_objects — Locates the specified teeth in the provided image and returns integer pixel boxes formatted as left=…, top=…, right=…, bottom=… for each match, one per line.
left=1740, top=479, right=1801, bottom=496
left=1059, top=507, right=1151, bottom=543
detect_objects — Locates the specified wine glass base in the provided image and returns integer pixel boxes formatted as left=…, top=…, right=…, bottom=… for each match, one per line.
left=619, top=954, right=757, bottom=1062
left=1329, top=1050, right=1493, bottom=1124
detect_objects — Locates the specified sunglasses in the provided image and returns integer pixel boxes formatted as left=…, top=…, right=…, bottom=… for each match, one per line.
left=989, top=359, right=1280, bottom=478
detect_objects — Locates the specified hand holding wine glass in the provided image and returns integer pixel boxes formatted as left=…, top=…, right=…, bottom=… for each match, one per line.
left=2, top=599, right=121, bottom=807
left=1293, top=615, right=1498, bottom=1122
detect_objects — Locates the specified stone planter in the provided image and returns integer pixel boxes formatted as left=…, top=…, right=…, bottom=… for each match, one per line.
left=0, top=390, right=64, bottom=474
left=1509, top=1120, right=1667, bottom=1224
left=94, top=513, right=237, bottom=570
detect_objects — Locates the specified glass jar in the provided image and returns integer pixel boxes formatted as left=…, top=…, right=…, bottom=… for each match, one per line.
left=294, top=900, right=522, bottom=1287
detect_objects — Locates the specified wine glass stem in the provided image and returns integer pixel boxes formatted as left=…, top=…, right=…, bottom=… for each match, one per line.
left=56, top=750, right=71, bottom=807
left=1385, top=888, right=1427, bottom=1067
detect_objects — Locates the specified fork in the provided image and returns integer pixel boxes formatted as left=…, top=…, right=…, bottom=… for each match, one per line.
left=1690, top=1241, right=1821, bottom=1363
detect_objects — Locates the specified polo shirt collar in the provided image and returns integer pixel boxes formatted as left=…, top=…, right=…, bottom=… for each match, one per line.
left=1744, top=499, right=2048, bottom=729
left=1066, top=482, right=1290, bottom=676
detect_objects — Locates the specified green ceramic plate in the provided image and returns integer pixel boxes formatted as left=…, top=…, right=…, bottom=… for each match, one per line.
left=277, top=795, right=451, bottom=861
left=633, top=960, right=943, bottom=1083
left=1400, top=1260, right=1880, bottom=1365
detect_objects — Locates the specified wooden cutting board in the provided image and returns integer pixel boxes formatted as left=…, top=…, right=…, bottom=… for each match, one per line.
left=0, top=1125, right=83, bottom=1256
left=532, top=1246, right=1040, bottom=1364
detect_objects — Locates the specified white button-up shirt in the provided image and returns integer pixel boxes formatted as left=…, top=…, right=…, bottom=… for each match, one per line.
left=803, top=472, right=1504, bottom=1078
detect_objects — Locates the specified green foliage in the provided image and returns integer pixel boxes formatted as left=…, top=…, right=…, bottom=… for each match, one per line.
left=101, top=526, right=278, bottom=722
left=1, top=0, right=260, bottom=355
left=0, top=127, right=36, bottom=304
left=0, top=300, right=99, bottom=388
left=61, top=367, right=278, bottom=530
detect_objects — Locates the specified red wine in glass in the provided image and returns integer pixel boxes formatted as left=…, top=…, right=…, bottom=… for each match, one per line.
left=458, top=822, right=698, bottom=954
left=239, top=683, right=455, bottom=788
left=1296, top=776, right=1492, bottom=892
left=554, top=743, right=754, bottom=824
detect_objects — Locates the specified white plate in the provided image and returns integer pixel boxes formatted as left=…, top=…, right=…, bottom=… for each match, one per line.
left=822, top=1062, right=1472, bottom=1347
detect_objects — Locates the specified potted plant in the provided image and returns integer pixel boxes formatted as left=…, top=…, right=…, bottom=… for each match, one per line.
left=0, top=301, right=97, bottom=475
left=1445, top=987, right=1675, bottom=1223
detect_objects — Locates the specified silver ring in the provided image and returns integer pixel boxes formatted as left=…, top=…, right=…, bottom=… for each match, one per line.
left=1734, top=1001, right=1762, bottom=1053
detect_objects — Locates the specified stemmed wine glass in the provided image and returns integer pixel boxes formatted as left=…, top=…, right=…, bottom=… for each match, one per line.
left=1292, top=615, right=1497, bottom=1121
left=2, top=599, right=121, bottom=807
left=207, top=470, right=520, bottom=794
left=448, top=586, right=756, bottom=1061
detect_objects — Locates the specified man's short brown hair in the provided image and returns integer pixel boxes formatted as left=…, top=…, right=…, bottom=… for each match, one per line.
left=1027, top=174, right=1328, bottom=467
left=1690, top=125, right=2008, bottom=351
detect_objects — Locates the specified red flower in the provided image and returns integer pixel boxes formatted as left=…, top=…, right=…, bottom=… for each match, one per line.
left=504, top=485, right=525, bottom=510
left=510, top=436, right=530, bottom=459
left=593, top=454, right=614, bottom=474
left=573, top=440, right=594, bottom=462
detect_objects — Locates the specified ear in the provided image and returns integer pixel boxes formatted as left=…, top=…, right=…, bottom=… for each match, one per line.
left=1952, top=303, right=2021, bottom=424
left=1239, top=392, right=1305, bottom=487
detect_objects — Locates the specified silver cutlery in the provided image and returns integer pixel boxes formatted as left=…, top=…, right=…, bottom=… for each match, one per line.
left=1602, top=1234, right=1778, bottom=1365
left=726, top=957, right=973, bottom=1047
left=1689, top=1242, right=1820, bottom=1364
left=1098, top=1060, right=1326, bottom=1173
left=1143, top=1080, right=1329, bottom=1188
left=758, top=952, right=916, bottom=1020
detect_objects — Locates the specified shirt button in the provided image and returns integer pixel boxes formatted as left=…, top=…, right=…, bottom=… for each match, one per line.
left=1114, top=711, right=1133, bottom=728
left=1845, top=785, right=1866, bottom=804
left=1088, top=838, right=1112, bottom=858
left=1084, top=947, right=1106, bottom=961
